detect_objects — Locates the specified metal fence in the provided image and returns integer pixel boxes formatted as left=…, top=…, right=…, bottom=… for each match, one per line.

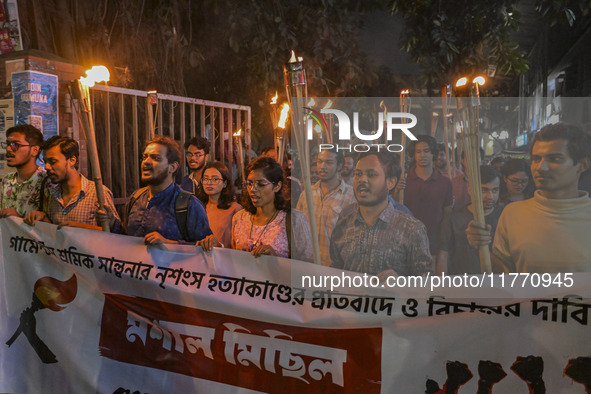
left=85, top=85, right=251, bottom=204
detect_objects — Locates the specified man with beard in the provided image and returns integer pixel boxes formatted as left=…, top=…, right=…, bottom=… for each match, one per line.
left=435, top=143, right=470, bottom=210
left=124, top=136, right=211, bottom=245
left=23, top=136, right=120, bottom=230
left=297, top=150, right=355, bottom=266
left=437, top=166, right=503, bottom=274
left=340, top=154, right=355, bottom=186
left=398, top=135, right=453, bottom=256
left=180, top=136, right=210, bottom=195
left=467, top=123, right=591, bottom=273
left=330, top=150, right=432, bottom=277
left=0, top=125, right=46, bottom=218
left=434, top=144, right=449, bottom=175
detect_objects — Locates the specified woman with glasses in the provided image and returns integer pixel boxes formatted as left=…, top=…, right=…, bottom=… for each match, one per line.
left=194, top=162, right=242, bottom=249
left=228, top=156, right=312, bottom=260
left=499, top=158, right=535, bottom=206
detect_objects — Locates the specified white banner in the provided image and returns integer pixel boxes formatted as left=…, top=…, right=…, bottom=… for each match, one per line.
left=0, top=217, right=590, bottom=393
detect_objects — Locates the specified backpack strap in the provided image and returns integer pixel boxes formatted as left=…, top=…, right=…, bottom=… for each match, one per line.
left=286, top=210, right=292, bottom=258
left=175, top=190, right=192, bottom=242
left=192, top=179, right=198, bottom=196
left=123, top=186, right=149, bottom=233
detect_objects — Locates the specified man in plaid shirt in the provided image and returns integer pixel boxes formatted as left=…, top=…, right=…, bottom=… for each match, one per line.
left=24, top=136, right=120, bottom=230
left=297, top=150, right=355, bottom=266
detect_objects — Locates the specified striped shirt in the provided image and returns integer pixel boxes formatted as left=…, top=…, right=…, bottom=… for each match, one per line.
left=296, top=180, right=355, bottom=266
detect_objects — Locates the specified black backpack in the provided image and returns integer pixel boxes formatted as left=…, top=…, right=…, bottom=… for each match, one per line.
left=123, top=186, right=192, bottom=241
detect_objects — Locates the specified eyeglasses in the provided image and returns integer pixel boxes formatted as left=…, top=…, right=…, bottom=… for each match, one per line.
left=202, top=177, right=223, bottom=185
left=2, top=141, right=31, bottom=151
left=186, top=152, right=206, bottom=159
left=507, top=177, right=529, bottom=186
left=243, top=180, right=273, bottom=190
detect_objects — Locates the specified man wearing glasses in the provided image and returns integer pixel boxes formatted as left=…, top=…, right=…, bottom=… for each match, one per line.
left=0, top=125, right=46, bottom=218
left=123, top=136, right=212, bottom=245
left=180, top=136, right=210, bottom=195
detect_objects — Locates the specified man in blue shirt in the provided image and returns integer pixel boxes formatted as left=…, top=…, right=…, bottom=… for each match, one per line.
left=124, top=136, right=212, bottom=245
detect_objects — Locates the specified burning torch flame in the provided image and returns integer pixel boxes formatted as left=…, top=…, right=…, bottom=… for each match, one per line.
left=455, top=77, right=468, bottom=88
left=401, top=89, right=410, bottom=95
left=380, top=100, right=387, bottom=112
left=289, top=50, right=297, bottom=63
left=278, top=103, right=290, bottom=129
left=79, top=65, right=110, bottom=88
left=314, top=124, right=322, bottom=135
left=233, top=128, right=242, bottom=137
left=433, top=112, right=439, bottom=117
left=33, top=275, right=77, bottom=312
left=472, top=76, right=486, bottom=86
left=322, top=100, right=333, bottom=110
left=307, top=98, right=316, bottom=106
left=270, top=91, right=278, bottom=105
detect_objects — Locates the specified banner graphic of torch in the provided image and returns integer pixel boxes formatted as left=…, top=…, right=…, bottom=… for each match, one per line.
left=6, top=274, right=78, bottom=363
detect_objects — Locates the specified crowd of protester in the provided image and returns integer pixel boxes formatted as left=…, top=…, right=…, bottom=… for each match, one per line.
left=1, top=122, right=590, bottom=276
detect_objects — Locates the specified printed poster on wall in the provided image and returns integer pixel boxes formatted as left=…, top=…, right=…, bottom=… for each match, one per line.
left=11, top=71, right=58, bottom=139
left=0, top=0, right=23, bottom=54
left=0, top=98, right=15, bottom=176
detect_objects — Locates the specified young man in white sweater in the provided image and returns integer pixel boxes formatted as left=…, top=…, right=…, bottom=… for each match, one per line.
left=466, top=123, right=591, bottom=273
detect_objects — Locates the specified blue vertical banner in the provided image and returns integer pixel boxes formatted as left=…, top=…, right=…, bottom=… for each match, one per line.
left=11, top=70, right=58, bottom=138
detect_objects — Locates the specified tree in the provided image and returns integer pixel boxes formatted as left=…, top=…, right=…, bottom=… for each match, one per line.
left=18, top=0, right=384, bottom=147
left=187, top=0, right=381, bottom=146
left=388, top=0, right=591, bottom=93
left=388, top=0, right=529, bottom=92
left=19, top=0, right=196, bottom=95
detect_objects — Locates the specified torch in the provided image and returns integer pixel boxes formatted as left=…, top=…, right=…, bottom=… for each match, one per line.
left=283, top=50, right=321, bottom=265
left=380, top=100, right=388, bottom=145
left=442, top=84, right=453, bottom=179
left=430, top=111, right=439, bottom=138
left=270, top=91, right=279, bottom=158
left=398, top=89, right=410, bottom=204
left=147, top=90, right=158, bottom=138
left=322, top=99, right=333, bottom=144
left=70, top=65, right=111, bottom=232
left=277, top=103, right=290, bottom=166
left=454, top=75, right=491, bottom=273
left=233, top=129, right=245, bottom=183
